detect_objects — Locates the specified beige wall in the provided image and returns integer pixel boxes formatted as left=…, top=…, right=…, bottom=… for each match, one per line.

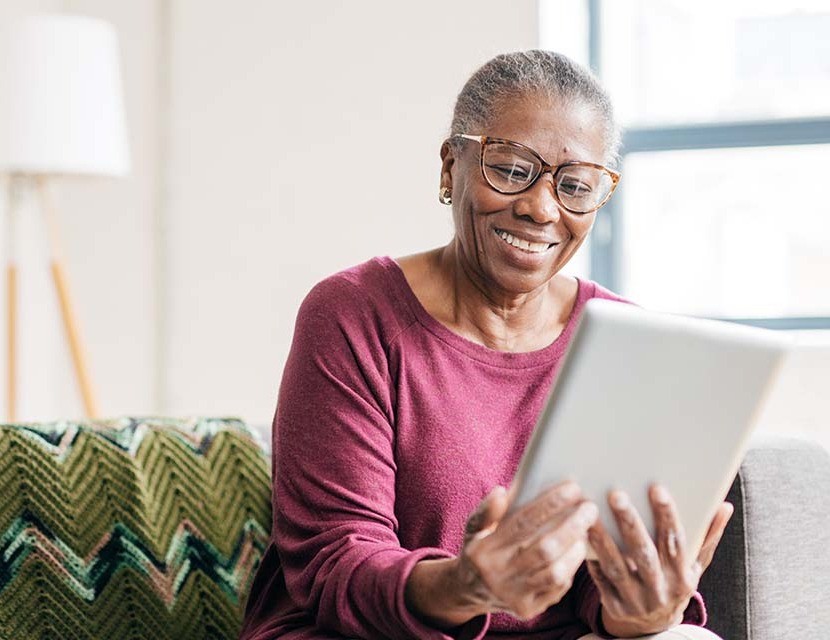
left=0, top=0, right=540, bottom=427
left=163, top=1, right=540, bottom=428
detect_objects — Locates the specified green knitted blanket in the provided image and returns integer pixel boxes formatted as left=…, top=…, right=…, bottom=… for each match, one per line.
left=0, top=417, right=271, bottom=639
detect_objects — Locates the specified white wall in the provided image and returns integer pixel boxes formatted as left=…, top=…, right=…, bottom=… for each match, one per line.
left=757, top=335, right=830, bottom=452
left=163, top=0, right=540, bottom=429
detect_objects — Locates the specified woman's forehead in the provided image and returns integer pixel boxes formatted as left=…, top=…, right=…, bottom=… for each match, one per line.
left=484, top=95, right=606, bottom=161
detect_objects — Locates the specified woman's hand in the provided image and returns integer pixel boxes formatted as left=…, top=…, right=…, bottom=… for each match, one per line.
left=586, top=485, right=734, bottom=638
left=458, top=481, right=599, bottom=620
left=405, top=481, right=598, bottom=627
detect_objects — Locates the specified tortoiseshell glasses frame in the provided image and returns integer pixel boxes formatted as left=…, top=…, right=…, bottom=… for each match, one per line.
left=452, top=133, right=620, bottom=214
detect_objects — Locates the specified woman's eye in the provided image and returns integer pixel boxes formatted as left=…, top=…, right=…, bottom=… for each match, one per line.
left=489, top=164, right=530, bottom=181
left=560, top=180, right=592, bottom=197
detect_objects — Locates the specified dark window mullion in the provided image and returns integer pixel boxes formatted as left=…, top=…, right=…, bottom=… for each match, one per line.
left=623, top=117, right=830, bottom=153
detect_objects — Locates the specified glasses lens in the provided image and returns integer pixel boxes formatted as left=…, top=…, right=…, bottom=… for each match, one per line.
left=481, top=142, right=542, bottom=193
left=555, top=165, right=614, bottom=213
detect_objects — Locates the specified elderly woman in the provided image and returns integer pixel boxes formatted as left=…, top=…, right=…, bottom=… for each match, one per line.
left=240, top=51, right=732, bottom=640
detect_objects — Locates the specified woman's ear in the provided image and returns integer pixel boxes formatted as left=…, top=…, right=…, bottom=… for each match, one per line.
left=439, top=141, right=454, bottom=190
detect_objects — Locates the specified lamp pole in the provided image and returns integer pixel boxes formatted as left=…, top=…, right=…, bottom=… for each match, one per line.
left=5, top=178, right=19, bottom=421
left=37, top=177, right=98, bottom=418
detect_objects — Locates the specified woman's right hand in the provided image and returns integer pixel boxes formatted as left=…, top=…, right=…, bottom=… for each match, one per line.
left=456, top=482, right=598, bottom=620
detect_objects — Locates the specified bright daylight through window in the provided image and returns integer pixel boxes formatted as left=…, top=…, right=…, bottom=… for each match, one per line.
left=542, top=0, right=830, bottom=325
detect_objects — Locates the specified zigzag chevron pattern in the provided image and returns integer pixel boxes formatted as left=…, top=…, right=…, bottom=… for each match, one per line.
left=0, top=417, right=272, bottom=639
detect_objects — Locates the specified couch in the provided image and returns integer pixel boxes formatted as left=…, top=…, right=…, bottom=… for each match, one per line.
left=0, top=418, right=827, bottom=639
left=699, top=435, right=830, bottom=639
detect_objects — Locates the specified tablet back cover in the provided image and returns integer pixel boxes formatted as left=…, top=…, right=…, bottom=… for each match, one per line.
left=512, top=299, right=788, bottom=557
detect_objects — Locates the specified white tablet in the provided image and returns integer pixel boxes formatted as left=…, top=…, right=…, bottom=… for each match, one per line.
left=511, top=298, right=790, bottom=559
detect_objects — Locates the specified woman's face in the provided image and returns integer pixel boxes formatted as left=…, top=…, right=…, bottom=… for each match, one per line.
left=442, top=95, right=609, bottom=298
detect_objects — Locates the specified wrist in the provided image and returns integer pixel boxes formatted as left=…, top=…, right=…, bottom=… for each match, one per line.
left=601, top=606, right=684, bottom=638
left=405, top=557, right=487, bottom=629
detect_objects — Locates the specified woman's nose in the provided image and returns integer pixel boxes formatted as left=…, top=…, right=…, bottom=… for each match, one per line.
left=513, top=174, right=562, bottom=224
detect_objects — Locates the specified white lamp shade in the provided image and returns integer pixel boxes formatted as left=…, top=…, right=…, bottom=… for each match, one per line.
left=0, top=15, right=130, bottom=176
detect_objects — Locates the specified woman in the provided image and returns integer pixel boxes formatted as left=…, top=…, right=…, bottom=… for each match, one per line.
left=240, top=50, right=732, bottom=640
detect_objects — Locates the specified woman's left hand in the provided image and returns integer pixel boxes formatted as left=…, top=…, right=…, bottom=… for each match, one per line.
left=586, top=485, right=733, bottom=638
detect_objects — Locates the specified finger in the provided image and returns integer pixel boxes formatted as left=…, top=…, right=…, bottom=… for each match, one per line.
left=526, top=538, right=587, bottom=596
left=502, top=481, right=583, bottom=542
left=650, top=484, right=701, bottom=604
left=587, top=518, right=634, bottom=591
left=649, top=485, right=687, bottom=572
left=512, top=501, right=598, bottom=575
left=505, top=481, right=520, bottom=505
left=464, top=485, right=509, bottom=544
left=696, top=502, right=734, bottom=572
left=608, top=491, right=662, bottom=589
left=586, top=560, right=624, bottom=618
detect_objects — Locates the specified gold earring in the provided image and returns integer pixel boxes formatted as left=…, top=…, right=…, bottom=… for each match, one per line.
left=438, top=186, right=452, bottom=205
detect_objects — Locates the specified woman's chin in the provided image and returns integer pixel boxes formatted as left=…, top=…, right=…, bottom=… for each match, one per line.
left=483, top=242, right=565, bottom=293
left=483, top=262, right=560, bottom=297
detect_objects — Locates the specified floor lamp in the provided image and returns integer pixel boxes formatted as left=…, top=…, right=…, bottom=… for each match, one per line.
left=0, top=15, right=130, bottom=421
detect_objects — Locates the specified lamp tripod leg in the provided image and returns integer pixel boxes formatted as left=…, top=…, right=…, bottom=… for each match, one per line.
left=37, top=178, right=99, bottom=419
left=5, top=180, right=18, bottom=422
left=50, top=262, right=98, bottom=418
left=6, top=263, right=16, bottom=422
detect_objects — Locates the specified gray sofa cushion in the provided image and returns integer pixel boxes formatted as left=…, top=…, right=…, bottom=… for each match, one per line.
left=699, top=437, right=830, bottom=640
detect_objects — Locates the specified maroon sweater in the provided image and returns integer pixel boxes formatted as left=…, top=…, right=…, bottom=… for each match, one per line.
left=240, top=257, right=706, bottom=639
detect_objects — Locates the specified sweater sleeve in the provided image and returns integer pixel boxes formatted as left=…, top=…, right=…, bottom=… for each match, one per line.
left=272, top=277, right=489, bottom=640
left=572, top=564, right=708, bottom=637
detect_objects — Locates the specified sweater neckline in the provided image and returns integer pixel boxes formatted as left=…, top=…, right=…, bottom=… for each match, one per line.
left=376, top=255, right=593, bottom=369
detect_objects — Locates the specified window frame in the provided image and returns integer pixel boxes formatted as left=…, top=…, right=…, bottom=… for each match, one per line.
left=586, top=0, right=830, bottom=330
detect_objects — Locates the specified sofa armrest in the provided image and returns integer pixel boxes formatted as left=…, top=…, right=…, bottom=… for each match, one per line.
left=699, top=436, right=830, bottom=640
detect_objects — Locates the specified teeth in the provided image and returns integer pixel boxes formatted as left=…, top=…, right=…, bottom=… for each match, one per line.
left=495, top=230, right=550, bottom=253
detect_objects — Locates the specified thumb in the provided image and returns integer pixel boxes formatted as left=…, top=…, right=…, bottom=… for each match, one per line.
left=464, top=485, right=509, bottom=544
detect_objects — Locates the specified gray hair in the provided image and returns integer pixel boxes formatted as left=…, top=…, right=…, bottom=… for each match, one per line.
left=450, top=50, right=621, bottom=167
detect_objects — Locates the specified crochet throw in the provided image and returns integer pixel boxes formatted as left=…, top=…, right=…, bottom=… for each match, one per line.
left=0, top=417, right=271, bottom=639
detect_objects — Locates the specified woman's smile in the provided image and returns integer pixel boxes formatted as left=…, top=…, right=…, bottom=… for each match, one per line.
left=493, top=228, right=558, bottom=254
left=488, top=222, right=566, bottom=272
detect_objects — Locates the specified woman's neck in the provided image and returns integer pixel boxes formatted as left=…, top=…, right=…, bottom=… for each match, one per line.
left=430, top=244, right=573, bottom=353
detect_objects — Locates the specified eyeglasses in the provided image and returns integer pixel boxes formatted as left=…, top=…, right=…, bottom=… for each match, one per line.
left=452, top=134, right=620, bottom=214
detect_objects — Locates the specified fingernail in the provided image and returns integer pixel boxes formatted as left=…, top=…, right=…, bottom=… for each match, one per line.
left=560, top=482, right=580, bottom=499
left=625, top=557, right=638, bottom=574
left=653, top=485, right=670, bottom=505
left=610, top=491, right=630, bottom=509
left=579, top=502, right=599, bottom=525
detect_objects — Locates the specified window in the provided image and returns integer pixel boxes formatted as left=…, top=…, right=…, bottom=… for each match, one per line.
left=601, top=0, right=830, bottom=126
left=542, top=0, right=830, bottom=328
left=621, top=144, right=830, bottom=318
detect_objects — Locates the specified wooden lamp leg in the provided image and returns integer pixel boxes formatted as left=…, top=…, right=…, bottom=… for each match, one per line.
left=6, top=263, right=16, bottom=422
left=37, top=178, right=99, bottom=419
left=6, top=181, right=18, bottom=422
left=50, top=262, right=98, bottom=418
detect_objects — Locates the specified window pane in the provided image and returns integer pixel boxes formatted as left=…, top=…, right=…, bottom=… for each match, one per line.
left=620, top=144, right=830, bottom=318
left=601, top=0, right=830, bottom=126
left=538, top=0, right=590, bottom=68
